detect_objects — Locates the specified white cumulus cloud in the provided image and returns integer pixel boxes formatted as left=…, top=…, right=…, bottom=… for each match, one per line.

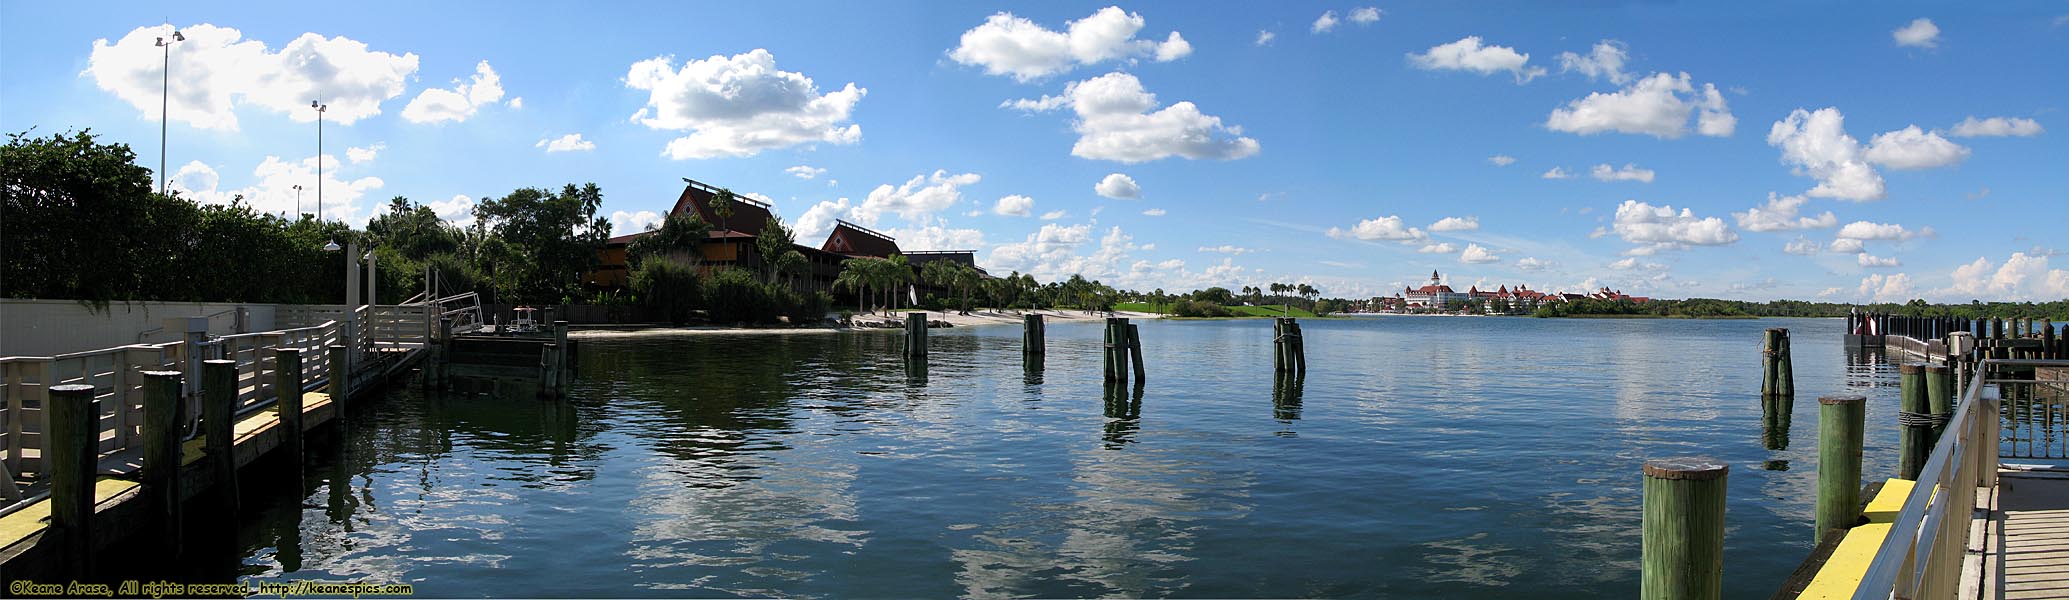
left=346, top=143, right=383, bottom=163
left=1590, top=163, right=1655, bottom=183
left=1408, top=36, right=1546, bottom=83
left=947, top=6, right=1191, bottom=81
left=1459, top=244, right=1501, bottom=264
left=1863, top=125, right=1970, bottom=170
left=535, top=133, right=595, bottom=153
left=1255, top=30, right=1276, bottom=46
left=1011, top=72, right=1259, bottom=163
left=1948, top=116, right=2043, bottom=137
left=1429, top=216, right=1480, bottom=232
left=1767, top=107, right=1885, bottom=201
left=1941, top=253, right=2069, bottom=301
left=786, top=165, right=827, bottom=180
left=1142, top=208, right=1166, bottom=216
left=1541, top=166, right=1573, bottom=179
left=1418, top=242, right=1458, bottom=254
left=1734, top=193, right=1837, bottom=232
left=1199, top=245, right=1253, bottom=255
left=609, top=210, right=664, bottom=236
left=1893, top=18, right=1940, bottom=48
left=850, top=170, right=981, bottom=225
left=1488, top=154, right=1516, bottom=166
left=1858, top=253, right=1902, bottom=268
left=993, top=194, right=1034, bottom=217
left=401, top=60, right=504, bottom=124
left=625, top=49, right=865, bottom=159
left=1858, top=273, right=1916, bottom=302
left=1311, top=11, right=1340, bottom=33
left=1516, top=257, right=1553, bottom=271
left=1329, top=215, right=1428, bottom=242
left=1545, top=72, right=1735, bottom=138
left=1094, top=173, right=1141, bottom=199
left=1612, top=200, right=1739, bottom=253
left=1349, top=7, right=1382, bottom=24
left=1557, top=40, right=1631, bottom=84
left=86, top=24, right=419, bottom=130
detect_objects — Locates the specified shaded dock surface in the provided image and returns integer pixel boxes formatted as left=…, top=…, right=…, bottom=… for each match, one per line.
left=1982, top=474, right=2069, bottom=600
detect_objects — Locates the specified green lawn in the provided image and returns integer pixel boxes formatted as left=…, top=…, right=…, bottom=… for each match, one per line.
left=1115, top=302, right=1317, bottom=318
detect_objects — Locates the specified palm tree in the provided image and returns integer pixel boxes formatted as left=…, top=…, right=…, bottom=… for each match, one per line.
left=1297, top=283, right=1318, bottom=311
left=952, top=264, right=984, bottom=315
left=710, top=188, right=736, bottom=233
left=836, top=258, right=873, bottom=315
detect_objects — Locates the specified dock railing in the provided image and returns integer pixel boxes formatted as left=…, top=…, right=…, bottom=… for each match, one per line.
left=1852, top=358, right=2067, bottom=599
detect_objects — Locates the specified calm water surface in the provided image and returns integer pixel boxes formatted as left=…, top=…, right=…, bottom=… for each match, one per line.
left=186, top=317, right=1913, bottom=598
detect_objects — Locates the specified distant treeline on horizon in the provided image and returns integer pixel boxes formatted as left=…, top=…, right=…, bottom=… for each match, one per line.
left=1531, top=297, right=2067, bottom=320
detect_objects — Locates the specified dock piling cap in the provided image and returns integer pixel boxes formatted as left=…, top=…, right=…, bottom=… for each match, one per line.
left=1643, top=457, right=1729, bottom=480
left=1899, top=363, right=1923, bottom=374
left=49, top=383, right=95, bottom=394
left=1818, top=394, right=1867, bottom=405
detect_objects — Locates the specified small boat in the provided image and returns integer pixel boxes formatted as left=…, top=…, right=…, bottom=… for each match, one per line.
left=504, top=306, right=541, bottom=335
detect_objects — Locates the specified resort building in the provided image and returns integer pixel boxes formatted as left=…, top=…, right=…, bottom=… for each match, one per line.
left=588, top=178, right=990, bottom=303
left=1403, top=270, right=1470, bottom=309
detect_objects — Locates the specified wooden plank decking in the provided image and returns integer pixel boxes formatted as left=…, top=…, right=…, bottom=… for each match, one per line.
left=1983, top=474, right=2069, bottom=600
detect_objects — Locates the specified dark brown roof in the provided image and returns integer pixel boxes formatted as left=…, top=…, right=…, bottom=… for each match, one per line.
left=821, top=219, right=901, bottom=257
left=669, top=179, right=775, bottom=237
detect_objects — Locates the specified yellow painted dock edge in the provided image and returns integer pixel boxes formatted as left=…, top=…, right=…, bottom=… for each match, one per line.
left=1796, top=478, right=1918, bottom=599
left=0, top=390, right=335, bottom=552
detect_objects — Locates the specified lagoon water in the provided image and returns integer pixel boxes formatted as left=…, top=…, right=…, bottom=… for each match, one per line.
left=186, top=316, right=1909, bottom=598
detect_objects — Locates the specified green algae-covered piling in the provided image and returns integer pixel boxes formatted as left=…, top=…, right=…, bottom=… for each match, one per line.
left=1104, top=318, right=1128, bottom=384
left=1761, top=393, right=1792, bottom=451
left=47, top=383, right=97, bottom=577
left=202, top=359, right=240, bottom=513
left=1641, top=458, right=1728, bottom=600
left=1761, top=328, right=1792, bottom=398
left=1897, top=364, right=1930, bottom=480
left=1925, top=364, right=1952, bottom=444
left=1274, top=317, right=1308, bottom=376
left=141, top=369, right=185, bottom=554
left=1815, top=394, right=1866, bottom=541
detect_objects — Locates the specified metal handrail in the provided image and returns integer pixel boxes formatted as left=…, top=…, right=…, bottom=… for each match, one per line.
left=1848, top=359, right=2069, bottom=599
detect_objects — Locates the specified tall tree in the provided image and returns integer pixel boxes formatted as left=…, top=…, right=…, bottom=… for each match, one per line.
left=627, top=211, right=712, bottom=268
left=709, top=187, right=736, bottom=233
left=471, top=183, right=610, bottom=303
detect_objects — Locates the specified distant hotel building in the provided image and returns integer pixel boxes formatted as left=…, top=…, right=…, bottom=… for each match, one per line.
left=1403, top=271, right=1470, bottom=309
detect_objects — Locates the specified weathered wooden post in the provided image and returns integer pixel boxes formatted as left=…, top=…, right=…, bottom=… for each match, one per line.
left=328, top=344, right=351, bottom=406
left=1925, top=363, right=1952, bottom=444
left=1023, top=314, right=1045, bottom=356
left=1897, top=364, right=1930, bottom=480
left=905, top=313, right=928, bottom=360
left=1291, top=319, right=1307, bottom=376
left=48, top=383, right=98, bottom=576
left=1815, top=394, right=1866, bottom=540
left=1640, top=458, right=1728, bottom=600
left=554, top=320, right=572, bottom=395
left=2045, top=319, right=2058, bottom=359
left=202, top=359, right=241, bottom=512
left=1103, top=317, right=1128, bottom=384
left=142, top=370, right=185, bottom=554
left=539, top=343, right=560, bottom=399
left=1273, top=318, right=1289, bottom=373
left=1761, top=328, right=1793, bottom=398
left=275, top=347, right=305, bottom=482
left=1776, top=329, right=1793, bottom=398
left=436, top=317, right=454, bottom=388
left=1126, top=323, right=1147, bottom=383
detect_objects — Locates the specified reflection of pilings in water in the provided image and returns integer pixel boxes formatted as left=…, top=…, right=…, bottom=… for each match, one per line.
left=1102, top=382, right=1143, bottom=448
left=1272, top=372, right=1304, bottom=421
left=1842, top=345, right=1889, bottom=391
left=906, top=357, right=928, bottom=387
left=1761, top=393, right=1792, bottom=452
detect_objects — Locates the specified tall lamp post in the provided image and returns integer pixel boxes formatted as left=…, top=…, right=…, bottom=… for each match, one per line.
left=155, top=28, right=184, bottom=196
left=313, top=101, right=339, bottom=252
left=293, top=184, right=303, bottom=217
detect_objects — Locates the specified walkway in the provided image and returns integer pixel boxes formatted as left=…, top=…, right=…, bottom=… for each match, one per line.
left=1982, top=473, right=2069, bottom=600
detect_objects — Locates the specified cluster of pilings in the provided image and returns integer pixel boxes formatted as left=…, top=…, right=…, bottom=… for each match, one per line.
left=39, top=344, right=359, bottom=578
left=1104, top=318, right=1146, bottom=385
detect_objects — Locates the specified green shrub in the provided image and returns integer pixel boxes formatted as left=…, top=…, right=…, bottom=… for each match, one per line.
left=703, top=268, right=778, bottom=324
left=1172, top=300, right=1232, bottom=318
left=630, top=257, right=701, bottom=324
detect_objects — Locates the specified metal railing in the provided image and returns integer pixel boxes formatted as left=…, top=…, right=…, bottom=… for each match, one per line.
left=1999, top=361, right=2069, bottom=459
left=1850, top=359, right=2067, bottom=600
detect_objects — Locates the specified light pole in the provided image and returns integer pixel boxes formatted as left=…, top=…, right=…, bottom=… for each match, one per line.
left=155, top=28, right=184, bottom=196
left=293, top=184, right=303, bottom=217
left=313, top=100, right=339, bottom=251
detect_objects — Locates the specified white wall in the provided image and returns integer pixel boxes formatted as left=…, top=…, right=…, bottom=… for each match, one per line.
left=0, top=299, right=278, bottom=357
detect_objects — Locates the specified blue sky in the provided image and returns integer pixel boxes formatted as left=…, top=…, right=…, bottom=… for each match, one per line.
left=4, top=2, right=2065, bottom=302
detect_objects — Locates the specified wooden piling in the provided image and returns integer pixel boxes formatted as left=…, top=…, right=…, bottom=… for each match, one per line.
left=202, top=359, right=240, bottom=512
left=1126, top=323, right=1147, bottom=383
left=47, top=383, right=97, bottom=576
left=1641, top=458, right=1728, bottom=600
left=329, top=344, right=351, bottom=406
left=1273, top=318, right=1288, bottom=373
left=1815, top=394, right=1866, bottom=541
left=1761, top=394, right=1792, bottom=451
left=1775, top=329, right=1793, bottom=398
left=275, top=347, right=305, bottom=482
left=1925, top=364, right=1952, bottom=444
left=141, top=370, right=185, bottom=554
left=554, top=320, right=571, bottom=395
left=906, top=313, right=928, bottom=360
left=1897, top=364, right=1930, bottom=480
left=539, top=343, right=560, bottom=398
left=1023, top=314, right=1045, bottom=356
left=1292, top=320, right=1307, bottom=376
left=1103, top=318, right=1122, bottom=383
